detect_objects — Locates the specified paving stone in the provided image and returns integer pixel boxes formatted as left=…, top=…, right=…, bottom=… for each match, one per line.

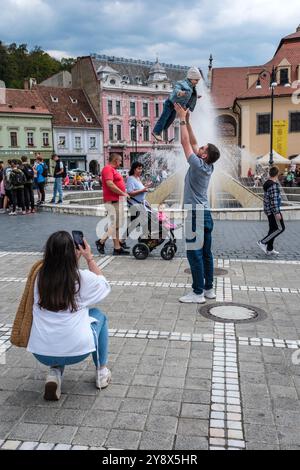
left=1, top=440, right=22, bottom=450
left=9, top=423, right=48, bottom=441
left=0, top=406, right=26, bottom=423
left=244, top=424, right=279, bottom=445
left=82, top=410, right=116, bottom=428
left=180, top=403, right=210, bottom=420
left=53, top=409, right=87, bottom=426
left=92, top=396, right=122, bottom=411
left=150, top=400, right=181, bottom=417
left=19, top=441, right=39, bottom=450
left=154, top=388, right=183, bottom=402
left=175, top=435, right=208, bottom=450
left=105, top=429, right=141, bottom=450
left=277, top=426, right=300, bottom=446
left=72, top=427, right=108, bottom=447
left=41, top=425, right=78, bottom=444
left=120, top=398, right=151, bottom=414
left=113, top=413, right=147, bottom=432
left=182, top=389, right=210, bottom=405
left=139, top=431, right=175, bottom=450
left=36, top=442, right=55, bottom=450
left=177, top=418, right=208, bottom=437
left=21, top=407, right=58, bottom=424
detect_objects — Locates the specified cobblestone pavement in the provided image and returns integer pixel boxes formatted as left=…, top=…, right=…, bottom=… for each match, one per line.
left=0, top=248, right=300, bottom=450
left=0, top=212, right=300, bottom=260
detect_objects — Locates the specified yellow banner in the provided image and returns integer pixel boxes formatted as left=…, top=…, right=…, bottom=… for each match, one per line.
left=273, top=120, right=288, bottom=158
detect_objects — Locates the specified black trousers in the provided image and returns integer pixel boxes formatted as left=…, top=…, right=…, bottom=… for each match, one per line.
left=11, top=188, right=25, bottom=212
left=261, top=213, right=285, bottom=251
left=37, top=182, right=45, bottom=202
left=24, top=183, right=35, bottom=210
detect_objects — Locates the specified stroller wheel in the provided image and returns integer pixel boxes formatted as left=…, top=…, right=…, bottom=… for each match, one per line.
left=161, top=244, right=176, bottom=261
left=133, top=243, right=150, bottom=260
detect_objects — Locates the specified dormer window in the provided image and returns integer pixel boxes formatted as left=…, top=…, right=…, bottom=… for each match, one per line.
left=80, top=111, right=93, bottom=123
left=122, top=75, right=130, bottom=84
left=136, top=76, right=143, bottom=85
left=110, top=79, right=116, bottom=85
left=67, top=111, right=78, bottom=123
left=70, top=96, right=78, bottom=104
left=51, top=95, right=58, bottom=103
left=280, top=68, right=289, bottom=85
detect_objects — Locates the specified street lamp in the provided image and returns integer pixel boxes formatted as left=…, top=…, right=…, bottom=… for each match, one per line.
left=256, top=66, right=291, bottom=167
left=129, top=119, right=144, bottom=158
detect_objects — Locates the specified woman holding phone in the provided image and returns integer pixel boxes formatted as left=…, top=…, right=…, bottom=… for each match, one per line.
left=26, top=231, right=111, bottom=401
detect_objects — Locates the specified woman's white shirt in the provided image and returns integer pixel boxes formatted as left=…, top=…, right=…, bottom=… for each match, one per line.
left=27, top=270, right=111, bottom=357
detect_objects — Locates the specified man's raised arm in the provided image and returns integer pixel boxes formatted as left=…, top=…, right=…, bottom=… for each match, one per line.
left=174, top=104, right=195, bottom=160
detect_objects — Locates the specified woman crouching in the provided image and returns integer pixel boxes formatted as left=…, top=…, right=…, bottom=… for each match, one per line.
left=26, top=231, right=111, bottom=400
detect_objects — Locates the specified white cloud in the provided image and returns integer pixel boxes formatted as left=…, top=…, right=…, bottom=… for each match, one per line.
left=46, top=50, right=74, bottom=60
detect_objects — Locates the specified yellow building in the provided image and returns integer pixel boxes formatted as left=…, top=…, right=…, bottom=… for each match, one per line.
left=211, top=26, right=300, bottom=175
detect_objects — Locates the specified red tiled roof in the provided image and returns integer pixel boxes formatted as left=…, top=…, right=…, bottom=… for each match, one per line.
left=36, top=86, right=102, bottom=129
left=0, top=89, right=51, bottom=115
left=211, top=28, right=300, bottom=108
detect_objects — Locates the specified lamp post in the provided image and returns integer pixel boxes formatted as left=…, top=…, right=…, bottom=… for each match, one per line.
left=256, top=66, right=291, bottom=166
left=129, top=119, right=143, bottom=160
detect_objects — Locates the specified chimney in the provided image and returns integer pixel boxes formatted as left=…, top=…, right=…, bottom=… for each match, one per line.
left=0, top=80, right=6, bottom=105
left=297, top=25, right=300, bottom=32
left=24, top=79, right=29, bottom=90
left=24, top=78, right=37, bottom=90
left=207, top=54, right=213, bottom=90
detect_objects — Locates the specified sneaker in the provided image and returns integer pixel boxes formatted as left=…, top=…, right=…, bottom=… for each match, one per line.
left=49, top=199, right=55, bottom=204
left=267, top=249, right=280, bottom=255
left=56, top=200, right=63, bottom=204
left=179, top=291, right=206, bottom=304
left=0, top=209, right=5, bottom=214
left=96, top=367, right=111, bottom=390
left=22, top=211, right=26, bottom=215
left=26, top=210, right=31, bottom=215
left=44, top=367, right=62, bottom=401
left=120, top=241, right=130, bottom=250
left=152, top=132, right=163, bottom=142
left=8, top=211, right=17, bottom=216
left=204, top=289, right=216, bottom=299
left=113, top=247, right=130, bottom=256
left=257, top=241, right=267, bottom=255
left=95, top=240, right=105, bottom=254
left=31, top=209, right=36, bottom=214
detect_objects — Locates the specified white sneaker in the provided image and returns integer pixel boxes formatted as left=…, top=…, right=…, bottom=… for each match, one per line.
left=257, top=241, right=267, bottom=255
left=96, top=367, right=112, bottom=390
left=152, top=132, right=163, bottom=142
left=204, top=289, right=216, bottom=299
left=8, top=211, right=17, bottom=216
left=179, top=291, right=206, bottom=304
left=267, top=249, right=280, bottom=256
left=44, top=367, right=62, bottom=401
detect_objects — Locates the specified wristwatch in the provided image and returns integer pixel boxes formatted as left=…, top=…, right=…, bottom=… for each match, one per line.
left=180, top=120, right=186, bottom=125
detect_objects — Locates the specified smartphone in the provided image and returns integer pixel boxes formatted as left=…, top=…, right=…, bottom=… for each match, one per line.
left=72, top=230, right=85, bottom=249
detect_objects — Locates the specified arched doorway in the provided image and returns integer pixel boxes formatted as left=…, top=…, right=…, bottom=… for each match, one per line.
left=89, top=160, right=100, bottom=175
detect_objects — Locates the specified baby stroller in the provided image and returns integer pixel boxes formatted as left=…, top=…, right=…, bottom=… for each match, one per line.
left=127, top=197, right=178, bottom=261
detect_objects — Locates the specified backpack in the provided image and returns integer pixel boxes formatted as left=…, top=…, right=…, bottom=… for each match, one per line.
left=10, top=170, right=26, bottom=187
left=22, top=164, right=34, bottom=182
left=42, top=163, right=48, bottom=178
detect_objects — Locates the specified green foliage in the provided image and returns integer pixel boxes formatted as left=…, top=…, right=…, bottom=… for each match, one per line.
left=0, top=41, right=74, bottom=89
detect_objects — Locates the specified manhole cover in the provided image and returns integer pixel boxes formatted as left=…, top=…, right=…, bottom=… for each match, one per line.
left=184, top=268, right=229, bottom=276
left=199, top=302, right=267, bottom=324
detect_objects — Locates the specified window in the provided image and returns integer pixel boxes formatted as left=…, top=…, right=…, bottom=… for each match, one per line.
left=58, top=136, right=66, bottom=148
left=51, top=95, right=58, bottom=103
left=130, top=101, right=136, bottom=116
left=143, top=125, right=149, bottom=141
left=109, top=124, right=114, bottom=141
left=43, top=133, right=49, bottom=147
left=130, top=125, right=137, bottom=141
left=257, top=114, right=271, bottom=135
left=116, top=125, right=122, bottom=141
left=75, top=136, right=81, bottom=149
left=290, top=112, right=300, bottom=132
left=280, top=68, right=289, bottom=85
left=108, top=100, right=113, bottom=115
left=116, top=100, right=121, bottom=116
left=27, top=132, right=34, bottom=147
left=174, top=126, right=180, bottom=142
left=143, top=102, right=149, bottom=117
left=155, top=103, right=160, bottom=118
left=89, top=136, right=96, bottom=149
left=163, top=129, right=168, bottom=142
left=70, top=96, right=78, bottom=104
left=110, top=79, right=116, bottom=85
left=10, top=131, right=18, bottom=147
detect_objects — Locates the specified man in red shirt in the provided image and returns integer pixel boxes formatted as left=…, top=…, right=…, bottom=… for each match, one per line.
left=96, top=153, right=130, bottom=255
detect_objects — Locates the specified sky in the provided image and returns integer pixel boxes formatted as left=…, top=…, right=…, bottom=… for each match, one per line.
left=0, top=0, right=300, bottom=71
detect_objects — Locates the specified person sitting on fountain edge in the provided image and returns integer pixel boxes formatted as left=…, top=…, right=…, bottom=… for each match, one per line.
left=152, top=67, right=202, bottom=142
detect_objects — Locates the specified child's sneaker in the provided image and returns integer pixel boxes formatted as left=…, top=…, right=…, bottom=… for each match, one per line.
left=96, top=367, right=111, bottom=390
left=257, top=241, right=267, bottom=254
left=44, top=367, right=62, bottom=401
left=152, top=132, right=163, bottom=142
left=8, top=211, right=17, bottom=216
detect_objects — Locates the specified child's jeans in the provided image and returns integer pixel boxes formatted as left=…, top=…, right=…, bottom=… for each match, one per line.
left=153, top=100, right=177, bottom=135
left=33, top=308, right=109, bottom=372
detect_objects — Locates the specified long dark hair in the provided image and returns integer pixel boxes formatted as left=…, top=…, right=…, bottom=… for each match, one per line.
left=129, top=161, right=144, bottom=176
left=38, top=231, right=81, bottom=312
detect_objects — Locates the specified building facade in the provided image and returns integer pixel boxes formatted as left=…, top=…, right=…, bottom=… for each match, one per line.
left=0, top=88, right=53, bottom=166
left=36, top=86, right=103, bottom=173
left=211, top=26, right=300, bottom=175
left=72, top=55, right=191, bottom=169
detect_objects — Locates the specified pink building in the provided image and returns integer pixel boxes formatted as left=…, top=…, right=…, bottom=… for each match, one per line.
left=72, top=55, right=190, bottom=170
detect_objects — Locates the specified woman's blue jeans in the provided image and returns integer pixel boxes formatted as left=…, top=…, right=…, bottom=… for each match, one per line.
left=186, top=210, right=214, bottom=295
left=33, top=308, right=109, bottom=370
